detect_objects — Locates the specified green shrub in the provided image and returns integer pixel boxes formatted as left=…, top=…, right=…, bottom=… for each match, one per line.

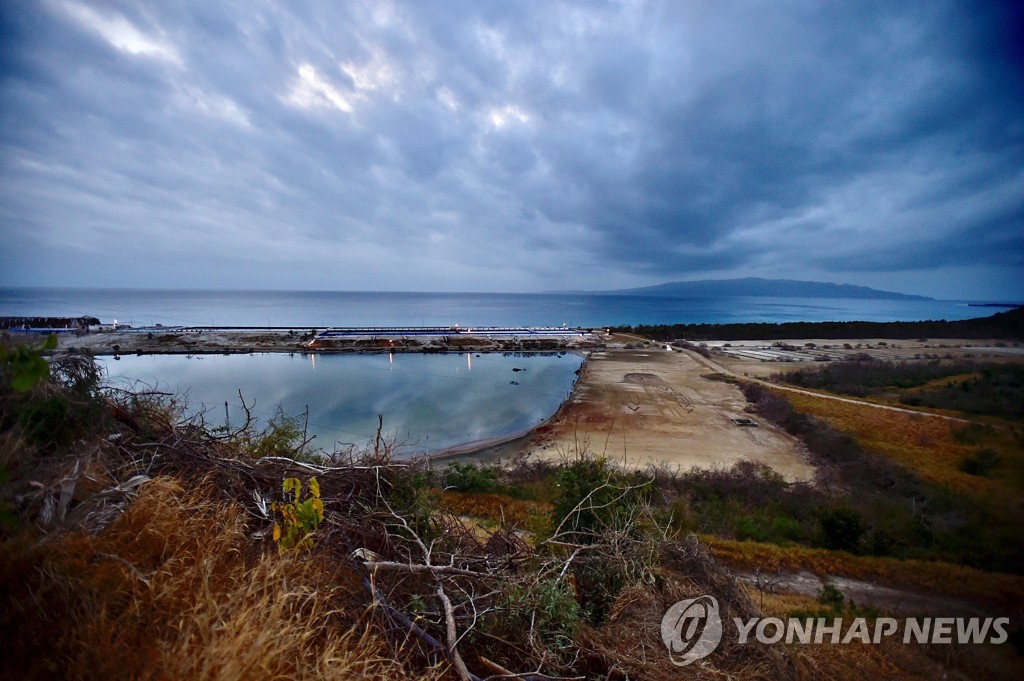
left=272, top=476, right=324, bottom=551
left=551, top=456, right=651, bottom=540
left=488, top=577, right=581, bottom=653
left=8, top=354, right=106, bottom=447
left=818, top=581, right=846, bottom=611
left=248, top=408, right=305, bottom=459
left=952, top=423, right=993, bottom=445
left=16, top=393, right=77, bottom=445
left=819, top=507, right=864, bottom=552
left=386, top=470, right=436, bottom=540
left=0, top=334, right=55, bottom=392
left=959, top=448, right=1001, bottom=477
left=443, top=462, right=500, bottom=494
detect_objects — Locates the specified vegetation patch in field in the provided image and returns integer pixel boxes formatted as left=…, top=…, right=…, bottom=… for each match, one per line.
left=779, top=359, right=1024, bottom=422
left=740, top=383, right=1024, bottom=574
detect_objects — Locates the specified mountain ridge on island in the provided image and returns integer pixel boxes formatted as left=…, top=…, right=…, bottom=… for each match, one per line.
left=596, top=277, right=933, bottom=301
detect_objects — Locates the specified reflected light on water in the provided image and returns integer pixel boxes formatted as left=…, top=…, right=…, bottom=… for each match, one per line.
left=99, top=352, right=583, bottom=456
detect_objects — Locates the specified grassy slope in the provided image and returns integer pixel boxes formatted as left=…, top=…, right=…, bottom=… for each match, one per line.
left=784, top=391, right=1023, bottom=501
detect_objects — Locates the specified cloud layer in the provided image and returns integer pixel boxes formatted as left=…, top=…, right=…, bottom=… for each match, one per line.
left=1, top=0, right=1022, bottom=298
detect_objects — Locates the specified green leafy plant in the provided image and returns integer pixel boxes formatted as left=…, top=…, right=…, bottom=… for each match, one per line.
left=1, top=334, right=56, bottom=392
left=443, top=462, right=501, bottom=494
left=551, top=456, right=651, bottom=539
left=5, top=351, right=106, bottom=447
left=818, top=581, right=846, bottom=611
left=819, top=506, right=864, bottom=552
left=490, top=577, right=581, bottom=653
left=250, top=408, right=305, bottom=459
left=387, top=470, right=436, bottom=539
left=272, top=476, right=324, bottom=551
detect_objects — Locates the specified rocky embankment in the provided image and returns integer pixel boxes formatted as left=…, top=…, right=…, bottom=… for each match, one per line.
left=52, top=329, right=606, bottom=356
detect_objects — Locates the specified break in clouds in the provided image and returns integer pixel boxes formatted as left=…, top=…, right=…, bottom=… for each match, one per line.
left=0, top=0, right=1022, bottom=298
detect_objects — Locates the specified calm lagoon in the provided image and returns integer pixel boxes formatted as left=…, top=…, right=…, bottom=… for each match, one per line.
left=99, top=352, right=583, bottom=456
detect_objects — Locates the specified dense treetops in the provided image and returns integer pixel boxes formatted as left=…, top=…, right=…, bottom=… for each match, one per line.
left=615, top=307, right=1024, bottom=342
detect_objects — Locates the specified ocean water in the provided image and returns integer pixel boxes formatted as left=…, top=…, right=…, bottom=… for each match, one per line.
left=99, top=352, right=583, bottom=456
left=0, top=287, right=997, bottom=328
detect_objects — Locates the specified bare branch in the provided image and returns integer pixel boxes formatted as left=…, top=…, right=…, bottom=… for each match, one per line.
left=363, top=560, right=501, bottom=580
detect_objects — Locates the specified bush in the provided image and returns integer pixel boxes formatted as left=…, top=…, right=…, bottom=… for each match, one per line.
left=551, top=456, right=650, bottom=540
left=248, top=408, right=306, bottom=459
left=958, top=448, right=1001, bottom=477
left=6, top=353, right=106, bottom=447
left=952, top=423, right=993, bottom=445
left=0, top=334, right=55, bottom=392
left=272, top=476, right=324, bottom=551
left=819, top=507, right=864, bottom=552
left=443, top=462, right=501, bottom=494
left=485, top=577, right=581, bottom=654
left=16, top=393, right=79, bottom=445
left=818, top=582, right=846, bottom=611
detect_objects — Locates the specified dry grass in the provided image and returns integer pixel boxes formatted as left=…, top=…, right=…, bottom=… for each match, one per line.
left=783, top=391, right=1023, bottom=502
left=703, top=536, right=1024, bottom=606
left=786, top=630, right=1020, bottom=681
left=439, top=490, right=551, bottom=527
left=0, top=476, right=429, bottom=681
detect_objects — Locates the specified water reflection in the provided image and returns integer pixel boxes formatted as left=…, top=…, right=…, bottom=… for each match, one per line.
left=99, top=352, right=583, bottom=456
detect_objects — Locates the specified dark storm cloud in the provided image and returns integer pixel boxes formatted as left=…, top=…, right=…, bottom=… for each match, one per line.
left=0, top=0, right=1021, bottom=297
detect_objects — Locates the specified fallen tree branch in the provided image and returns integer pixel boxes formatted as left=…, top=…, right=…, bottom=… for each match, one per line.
left=437, top=584, right=478, bottom=681
left=363, top=559, right=502, bottom=580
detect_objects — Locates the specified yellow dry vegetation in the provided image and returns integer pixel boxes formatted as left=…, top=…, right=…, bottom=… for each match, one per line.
left=0, top=477, right=430, bottom=681
left=440, top=490, right=552, bottom=527
left=704, top=536, right=1024, bottom=605
left=903, top=372, right=981, bottom=394
left=782, top=390, right=1022, bottom=501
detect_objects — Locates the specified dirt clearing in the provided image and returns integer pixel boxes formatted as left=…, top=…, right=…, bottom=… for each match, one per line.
left=528, top=349, right=814, bottom=480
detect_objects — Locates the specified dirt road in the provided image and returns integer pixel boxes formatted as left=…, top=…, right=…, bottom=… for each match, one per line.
left=681, top=348, right=970, bottom=424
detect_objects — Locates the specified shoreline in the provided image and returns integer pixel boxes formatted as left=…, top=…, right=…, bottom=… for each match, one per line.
left=37, top=328, right=1024, bottom=474
left=428, top=332, right=1024, bottom=473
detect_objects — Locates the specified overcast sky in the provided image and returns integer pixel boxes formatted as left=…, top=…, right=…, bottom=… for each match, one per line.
left=1, top=1, right=1021, bottom=299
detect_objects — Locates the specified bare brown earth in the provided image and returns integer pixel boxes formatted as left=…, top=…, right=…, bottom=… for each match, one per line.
left=524, top=345, right=816, bottom=481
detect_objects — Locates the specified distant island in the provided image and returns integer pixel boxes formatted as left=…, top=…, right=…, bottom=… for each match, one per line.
left=599, top=277, right=933, bottom=301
